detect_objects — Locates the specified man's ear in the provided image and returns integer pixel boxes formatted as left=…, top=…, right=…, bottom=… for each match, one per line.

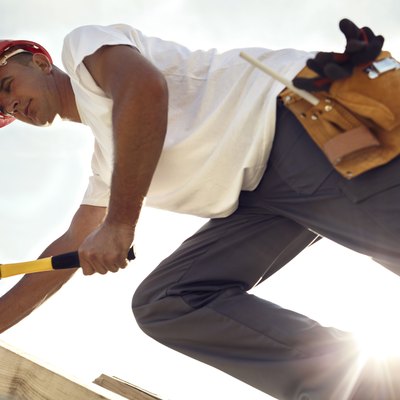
left=31, top=53, right=53, bottom=73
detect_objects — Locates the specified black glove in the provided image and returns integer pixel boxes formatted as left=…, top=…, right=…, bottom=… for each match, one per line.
left=293, top=18, right=385, bottom=92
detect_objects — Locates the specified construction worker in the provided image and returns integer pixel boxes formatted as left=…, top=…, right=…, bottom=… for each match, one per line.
left=0, top=19, right=399, bottom=399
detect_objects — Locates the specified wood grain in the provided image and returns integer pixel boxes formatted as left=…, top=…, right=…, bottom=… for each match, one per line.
left=0, top=341, right=126, bottom=400
left=94, top=375, right=161, bottom=400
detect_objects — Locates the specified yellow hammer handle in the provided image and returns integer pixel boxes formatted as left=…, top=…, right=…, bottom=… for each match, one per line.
left=0, top=257, right=53, bottom=278
left=0, top=247, right=135, bottom=279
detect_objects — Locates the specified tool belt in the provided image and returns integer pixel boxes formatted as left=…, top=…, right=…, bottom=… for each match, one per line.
left=280, top=51, right=400, bottom=179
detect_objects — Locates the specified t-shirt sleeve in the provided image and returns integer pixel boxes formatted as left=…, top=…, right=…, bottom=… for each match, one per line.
left=81, top=174, right=110, bottom=207
left=62, top=24, right=140, bottom=76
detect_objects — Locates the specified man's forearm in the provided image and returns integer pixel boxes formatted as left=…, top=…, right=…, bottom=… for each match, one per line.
left=0, top=234, right=77, bottom=333
left=0, top=205, right=107, bottom=333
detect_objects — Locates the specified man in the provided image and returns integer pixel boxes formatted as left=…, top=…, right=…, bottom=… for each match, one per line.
left=0, top=19, right=399, bottom=399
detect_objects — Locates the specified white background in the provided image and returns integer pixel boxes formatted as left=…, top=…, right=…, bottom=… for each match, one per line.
left=1, top=1, right=400, bottom=399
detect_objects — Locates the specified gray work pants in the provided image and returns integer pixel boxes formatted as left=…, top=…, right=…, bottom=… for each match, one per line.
left=132, top=102, right=400, bottom=399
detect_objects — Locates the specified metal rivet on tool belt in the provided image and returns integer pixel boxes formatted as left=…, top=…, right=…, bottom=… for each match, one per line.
left=284, top=95, right=292, bottom=103
left=324, top=105, right=333, bottom=112
left=311, top=114, right=318, bottom=120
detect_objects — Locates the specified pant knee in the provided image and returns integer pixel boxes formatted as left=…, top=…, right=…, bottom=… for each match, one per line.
left=132, top=272, right=227, bottom=345
left=131, top=278, right=192, bottom=342
left=131, top=280, right=156, bottom=332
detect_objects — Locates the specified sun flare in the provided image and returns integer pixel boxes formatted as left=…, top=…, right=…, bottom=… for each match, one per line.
left=353, top=321, right=400, bottom=361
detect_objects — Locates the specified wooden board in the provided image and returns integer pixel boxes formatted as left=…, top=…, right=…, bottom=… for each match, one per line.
left=0, top=341, right=127, bottom=400
left=94, top=374, right=161, bottom=400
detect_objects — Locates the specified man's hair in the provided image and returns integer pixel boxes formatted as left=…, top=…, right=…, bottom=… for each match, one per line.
left=7, top=51, right=33, bottom=66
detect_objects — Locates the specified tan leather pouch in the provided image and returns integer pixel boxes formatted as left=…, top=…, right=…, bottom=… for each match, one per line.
left=280, top=51, right=400, bottom=179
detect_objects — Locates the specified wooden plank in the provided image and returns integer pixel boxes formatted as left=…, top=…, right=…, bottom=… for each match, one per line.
left=94, top=374, right=162, bottom=400
left=0, top=341, right=127, bottom=400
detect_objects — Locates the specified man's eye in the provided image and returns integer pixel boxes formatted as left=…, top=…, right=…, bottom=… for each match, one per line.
left=5, top=81, right=12, bottom=93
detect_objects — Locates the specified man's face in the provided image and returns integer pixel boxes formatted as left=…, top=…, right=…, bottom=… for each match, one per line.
left=0, top=54, right=58, bottom=126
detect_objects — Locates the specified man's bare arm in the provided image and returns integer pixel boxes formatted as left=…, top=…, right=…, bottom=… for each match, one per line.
left=78, top=45, right=168, bottom=274
left=0, top=205, right=107, bottom=333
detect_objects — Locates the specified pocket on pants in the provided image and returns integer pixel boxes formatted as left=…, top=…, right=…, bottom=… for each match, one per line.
left=338, top=155, right=400, bottom=203
left=270, top=103, right=334, bottom=195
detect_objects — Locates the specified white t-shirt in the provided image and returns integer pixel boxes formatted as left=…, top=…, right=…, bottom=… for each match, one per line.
left=62, top=24, right=311, bottom=218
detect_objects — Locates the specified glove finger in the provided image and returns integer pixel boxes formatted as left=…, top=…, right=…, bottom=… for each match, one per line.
left=360, top=26, right=383, bottom=43
left=292, top=76, right=332, bottom=92
left=357, top=28, right=384, bottom=50
left=373, top=34, right=385, bottom=49
left=377, top=34, right=385, bottom=46
left=307, top=52, right=344, bottom=75
left=345, top=39, right=367, bottom=54
left=339, top=18, right=361, bottom=41
left=331, top=52, right=348, bottom=63
left=306, top=58, right=327, bottom=76
left=360, top=26, right=374, bottom=42
left=351, top=39, right=384, bottom=65
left=323, top=63, right=353, bottom=80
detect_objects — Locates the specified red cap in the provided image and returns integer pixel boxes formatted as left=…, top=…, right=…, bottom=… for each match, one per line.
left=0, top=39, right=52, bottom=127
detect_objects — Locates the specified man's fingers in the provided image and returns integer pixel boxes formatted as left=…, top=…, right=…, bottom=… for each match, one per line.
left=79, top=250, right=130, bottom=275
left=81, top=260, right=108, bottom=275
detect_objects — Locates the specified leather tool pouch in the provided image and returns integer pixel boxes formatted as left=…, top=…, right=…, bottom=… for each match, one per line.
left=280, top=51, right=400, bottom=179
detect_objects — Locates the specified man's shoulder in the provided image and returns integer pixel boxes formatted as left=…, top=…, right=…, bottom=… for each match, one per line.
left=63, top=24, right=138, bottom=49
left=62, top=24, right=139, bottom=74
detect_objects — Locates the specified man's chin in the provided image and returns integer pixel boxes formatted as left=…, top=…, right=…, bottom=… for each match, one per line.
left=33, top=114, right=54, bottom=127
left=29, top=119, right=51, bottom=127
left=39, top=121, right=52, bottom=127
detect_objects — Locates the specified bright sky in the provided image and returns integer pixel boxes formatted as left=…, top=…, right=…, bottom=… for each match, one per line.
left=1, top=1, right=400, bottom=399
